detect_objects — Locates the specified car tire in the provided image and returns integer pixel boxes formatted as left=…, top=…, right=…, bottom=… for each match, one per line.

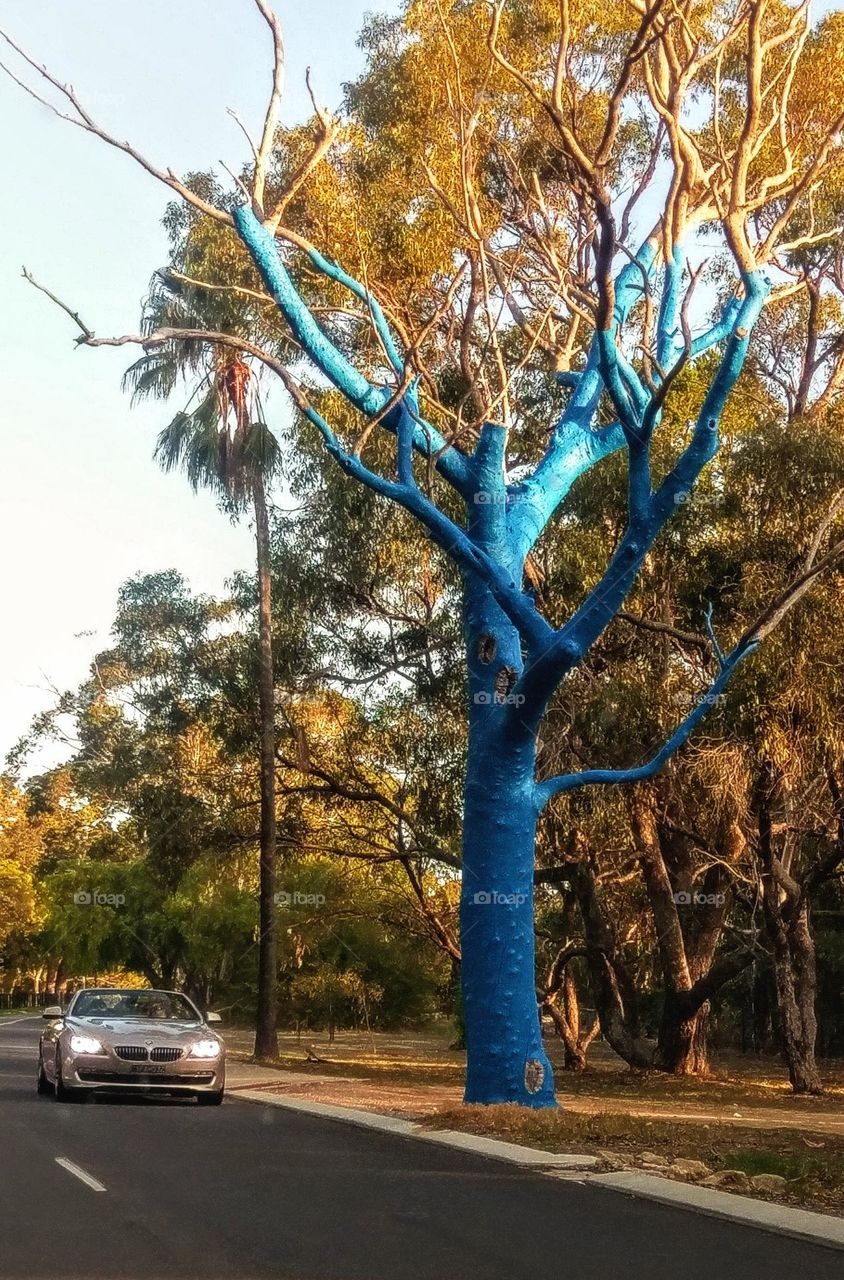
left=196, top=1088, right=224, bottom=1106
left=36, top=1052, right=52, bottom=1096
left=54, top=1050, right=85, bottom=1103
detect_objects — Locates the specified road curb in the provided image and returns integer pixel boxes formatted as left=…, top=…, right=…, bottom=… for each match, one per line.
left=413, top=1127, right=599, bottom=1169
left=232, top=1089, right=596, bottom=1168
left=585, top=1170, right=844, bottom=1253
left=232, top=1088, right=844, bottom=1250
left=232, top=1090, right=421, bottom=1137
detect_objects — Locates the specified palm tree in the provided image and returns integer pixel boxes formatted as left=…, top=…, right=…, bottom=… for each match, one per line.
left=124, top=274, right=282, bottom=1059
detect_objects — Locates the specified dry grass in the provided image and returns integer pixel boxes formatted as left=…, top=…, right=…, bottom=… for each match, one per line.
left=227, top=1026, right=468, bottom=1086
left=227, top=1025, right=844, bottom=1111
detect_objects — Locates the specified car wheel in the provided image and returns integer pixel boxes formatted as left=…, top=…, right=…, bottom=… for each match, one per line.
left=196, top=1088, right=224, bottom=1106
left=36, top=1052, right=52, bottom=1097
left=54, top=1050, right=85, bottom=1103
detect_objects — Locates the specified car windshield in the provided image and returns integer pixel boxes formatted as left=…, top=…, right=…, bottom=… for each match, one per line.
left=71, top=991, right=200, bottom=1022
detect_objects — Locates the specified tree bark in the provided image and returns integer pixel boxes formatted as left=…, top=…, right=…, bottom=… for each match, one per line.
left=460, top=574, right=555, bottom=1107
left=252, top=475, right=279, bottom=1060
left=571, top=860, right=653, bottom=1069
left=542, top=958, right=599, bottom=1070
left=561, top=964, right=585, bottom=1069
left=657, top=996, right=711, bottom=1075
left=460, top=713, right=555, bottom=1104
left=630, top=791, right=742, bottom=1076
left=769, top=899, right=823, bottom=1093
left=629, top=791, right=712, bottom=1073
left=754, top=762, right=823, bottom=1094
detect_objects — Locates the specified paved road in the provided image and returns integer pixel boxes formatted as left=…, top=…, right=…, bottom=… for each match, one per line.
left=0, top=1017, right=840, bottom=1280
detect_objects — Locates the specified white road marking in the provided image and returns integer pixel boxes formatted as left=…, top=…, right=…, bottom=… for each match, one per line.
left=54, top=1157, right=107, bottom=1192
left=0, top=1016, right=40, bottom=1028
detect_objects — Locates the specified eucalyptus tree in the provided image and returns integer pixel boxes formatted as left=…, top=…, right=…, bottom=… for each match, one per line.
left=14, top=570, right=281, bottom=1010
left=0, top=779, right=42, bottom=952
left=5, top=0, right=844, bottom=1107
left=13, top=570, right=455, bottom=1022
left=534, top=382, right=844, bottom=1085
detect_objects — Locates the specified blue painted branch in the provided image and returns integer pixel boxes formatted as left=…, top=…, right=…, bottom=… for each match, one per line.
left=596, top=328, right=644, bottom=435
left=704, top=602, right=726, bottom=669
left=696, top=273, right=770, bottom=425
left=511, top=271, right=769, bottom=728
left=507, top=410, right=625, bottom=556
left=534, top=638, right=758, bottom=810
left=233, top=206, right=474, bottom=497
left=653, top=272, right=770, bottom=518
left=507, top=240, right=658, bottom=554
left=657, top=247, right=683, bottom=370
left=299, top=398, right=553, bottom=653
left=300, top=242, right=405, bottom=376
left=466, top=423, right=510, bottom=548
left=396, top=403, right=416, bottom=489
left=472, top=421, right=508, bottom=483
left=235, top=206, right=382, bottom=415
left=511, top=526, right=648, bottom=730
left=691, top=297, right=742, bottom=357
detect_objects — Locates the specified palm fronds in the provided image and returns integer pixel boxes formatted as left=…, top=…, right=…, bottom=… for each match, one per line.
left=127, top=270, right=281, bottom=505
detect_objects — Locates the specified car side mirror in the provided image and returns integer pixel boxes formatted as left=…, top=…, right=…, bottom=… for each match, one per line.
left=206, top=1011, right=222, bottom=1024
left=42, top=1006, right=63, bottom=1019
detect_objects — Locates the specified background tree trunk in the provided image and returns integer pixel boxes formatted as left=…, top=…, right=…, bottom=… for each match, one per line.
left=571, top=861, right=653, bottom=1069
left=755, top=762, right=823, bottom=1095
left=542, top=960, right=599, bottom=1070
left=657, top=997, right=711, bottom=1075
left=253, top=475, right=279, bottom=1060
left=769, top=900, right=823, bottom=1094
left=449, top=956, right=466, bottom=1050
left=631, top=792, right=710, bottom=1073
left=631, top=791, right=743, bottom=1076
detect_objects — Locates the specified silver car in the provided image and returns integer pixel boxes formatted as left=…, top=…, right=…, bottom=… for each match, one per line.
left=37, top=988, right=226, bottom=1105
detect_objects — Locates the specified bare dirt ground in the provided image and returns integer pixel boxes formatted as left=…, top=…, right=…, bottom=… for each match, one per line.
left=226, top=1026, right=844, bottom=1134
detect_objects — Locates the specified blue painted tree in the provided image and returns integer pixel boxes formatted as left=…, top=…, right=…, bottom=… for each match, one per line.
left=5, top=0, right=844, bottom=1106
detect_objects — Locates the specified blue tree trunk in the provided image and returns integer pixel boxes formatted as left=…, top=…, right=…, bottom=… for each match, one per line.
left=460, top=573, right=556, bottom=1107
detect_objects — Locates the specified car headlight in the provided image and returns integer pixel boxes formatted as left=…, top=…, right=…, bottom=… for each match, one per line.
left=70, top=1034, right=106, bottom=1055
left=189, top=1039, right=221, bottom=1059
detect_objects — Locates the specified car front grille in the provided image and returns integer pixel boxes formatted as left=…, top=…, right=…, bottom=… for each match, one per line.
left=77, top=1070, right=215, bottom=1084
left=150, top=1046, right=183, bottom=1062
left=114, top=1045, right=148, bottom=1061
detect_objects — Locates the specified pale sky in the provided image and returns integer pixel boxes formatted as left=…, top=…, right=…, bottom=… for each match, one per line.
left=0, top=0, right=389, bottom=762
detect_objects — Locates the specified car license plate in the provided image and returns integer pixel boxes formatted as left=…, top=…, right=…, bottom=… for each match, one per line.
left=129, top=1063, right=166, bottom=1074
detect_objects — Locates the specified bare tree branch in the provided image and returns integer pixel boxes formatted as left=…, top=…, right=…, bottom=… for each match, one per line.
left=251, top=0, right=285, bottom=215
left=0, top=28, right=232, bottom=227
